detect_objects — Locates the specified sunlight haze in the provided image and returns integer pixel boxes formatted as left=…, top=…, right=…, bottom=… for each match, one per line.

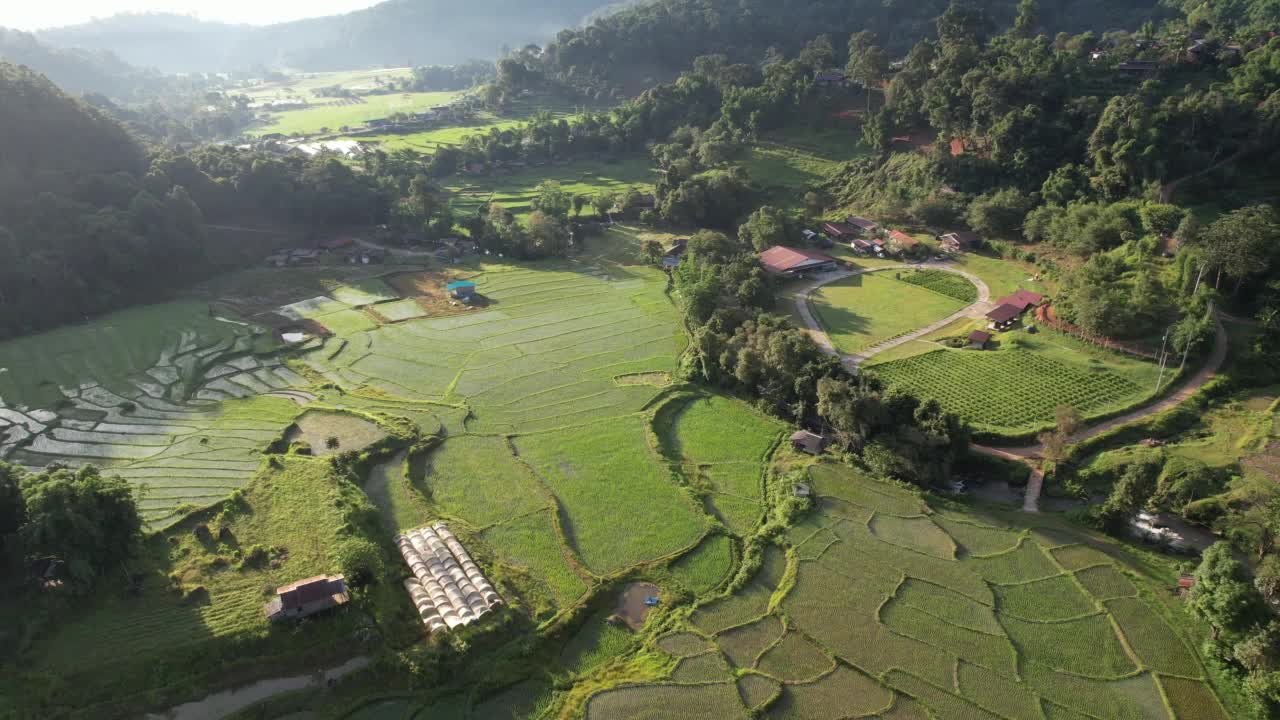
left=2, top=0, right=384, bottom=31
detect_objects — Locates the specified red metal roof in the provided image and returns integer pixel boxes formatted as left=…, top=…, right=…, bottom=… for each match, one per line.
left=969, top=331, right=992, bottom=344
left=822, top=222, right=858, bottom=237
left=889, top=230, right=920, bottom=248
left=987, top=304, right=1023, bottom=324
left=759, top=246, right=837, bottom=273
left=997, top=289, right=1044, bottom=312
left=278, top=575, right=345, bottom=609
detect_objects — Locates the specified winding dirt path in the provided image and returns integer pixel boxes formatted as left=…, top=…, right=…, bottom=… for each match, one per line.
left=792, top=262, right=993, bottom=371
left=795, top=268, right=1233, bottom=512
left=972, top=313, right=1230, bottom=511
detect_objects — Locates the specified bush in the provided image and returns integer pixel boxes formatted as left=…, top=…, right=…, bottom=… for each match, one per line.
left=335, top=536, right=384, bottom=587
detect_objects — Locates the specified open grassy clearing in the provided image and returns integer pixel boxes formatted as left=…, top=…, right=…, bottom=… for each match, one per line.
left=809, top=273, right=966, bottom=354
left=247, top=91, right=464, bottom=136
left=669, top=534, right=735, bottom=596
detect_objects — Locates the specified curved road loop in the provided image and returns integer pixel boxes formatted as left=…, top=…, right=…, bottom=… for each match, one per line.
left=793, top=263, right=993, bottom=372
left=795, top=266, right=1233, bottom=512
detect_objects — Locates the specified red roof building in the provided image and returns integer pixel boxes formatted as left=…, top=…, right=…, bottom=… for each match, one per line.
left=759, top=246, right=839, bottom=275
left=968, top=330, right=992, bottom=348
left=986, top=304, right=1023, bottom=330
left=320, top=237, right=356, bottom=251
left=264, top=575, right=350, bottom=622
left=846, top=216, right=879, bottom=232
left=889, top=230, right=921, bottom=252
left=822, top=222, right=859, bottom=239
left=997, top=289, right=1044, bottom=313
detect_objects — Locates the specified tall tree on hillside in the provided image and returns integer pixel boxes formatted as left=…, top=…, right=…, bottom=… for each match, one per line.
left=0, top=462, right=25, bottom=563
left=1201, top=205, right=1280, bottom=292
left=1190, top=542, right=1266, bottom=641
left=21, top=465, right=142, bottom=586
left=847, top=32, right=890, bottom=112
left=1012, top=0, right=1040, bottom=38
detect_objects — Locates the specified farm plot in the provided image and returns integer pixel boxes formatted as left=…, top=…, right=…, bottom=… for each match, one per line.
left=247, top=91, right=463, bottom=136
left=442, top=157, right=656, bottom=221
left=0, top=300, right=309, bottom=527
left=809, top=273, right=965, bottom=354
left=870, top=348, right=1151, bottom=437
left=683, top=462, right=1220, bottom=719
left=899, top=269, right=978, bottom=303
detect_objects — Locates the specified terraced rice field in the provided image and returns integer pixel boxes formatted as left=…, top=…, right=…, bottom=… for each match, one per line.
left=442, top=157, right=656, bottom=221
left=0, top=301, right=310, bottom=527
left=586, top=462, right=1226, bottom=719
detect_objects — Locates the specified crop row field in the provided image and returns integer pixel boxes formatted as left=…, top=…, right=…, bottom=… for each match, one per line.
left=584, top=462, right=1227, bottom=719
left=871, top=348, right=1152, bottom=437
left=899, top=269, right=979, bottom=303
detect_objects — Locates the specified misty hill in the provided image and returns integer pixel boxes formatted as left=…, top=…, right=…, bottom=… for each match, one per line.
left=0, top=61, right=146, bottom=194
left=37, top=0, right=620, bottom=74
left=0, top=27, right=176, bottom=99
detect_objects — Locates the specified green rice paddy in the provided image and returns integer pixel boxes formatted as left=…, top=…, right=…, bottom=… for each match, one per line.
left=248, top=91, right=464, bottom=136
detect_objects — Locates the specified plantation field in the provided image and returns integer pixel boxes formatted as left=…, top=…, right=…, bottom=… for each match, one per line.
left=871, top=341, right=1160, bottom=437
left=899, top=268, right=978, bottom=303
left=443, top=157, right=655, bottom=221
left=248, top=91, right=464, bottom=136
left=592, top=461, right=1225, bottom=719
left=809, top=273, right=966, bottom=354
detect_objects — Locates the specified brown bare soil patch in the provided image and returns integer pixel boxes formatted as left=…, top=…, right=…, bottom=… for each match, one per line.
left=383, top=270, right=489, bottom=317
left=1244, top=442, right=1280, bottom=481
left=616, top=582, right=661, bottom=630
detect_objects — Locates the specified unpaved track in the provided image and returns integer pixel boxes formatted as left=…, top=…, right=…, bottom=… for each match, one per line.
left=794, top=268, right=1234, bottom=512
left=971, top=314, right=1230, bottom=511
left=792, top=262, right=992, bottom=371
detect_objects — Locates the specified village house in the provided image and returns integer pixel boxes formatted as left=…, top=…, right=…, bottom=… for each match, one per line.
left=264, top=575, right=349, bottom=622
left=997, top=289, right=1044, bottom=314
left=821, top=222, right=860, bottom=241
left=759, top=246, right=839, bottom=276
left=1118, top=60, right=1160, bottom=77
left=967, top=330, right=992, bottom=350
left=847, top=216, right=879, bottom=234
left=319, top=237, right=356, bottom=253
left=888, top=230, right=921, bottom=255
left=662, top=239, right=688, bottom=271
left=448, top=280, right=478, bottom=301
left=939, top=231, right=981, bottom=253
left=815, top=70, right=849, bottom=88
left=986, top=304, right=1023, bottom=331
left=790, top=430, right=830, bottom=455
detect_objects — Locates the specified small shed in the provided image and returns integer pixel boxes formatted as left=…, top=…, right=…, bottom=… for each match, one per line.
left=447, top=280, right=478, bottom=301
left=793, top=483, right=812, bottom=499
left=967, top=330, right=992, bottom=350
left=986, top=304, right=1023, bottom=331
left=1177, top=574, right=1197, bottom=597
left=264, top=575, right=349, bottom=622
left=790, top=430, right=830, bottom=455
left=320, top=237, right=356, bottom=252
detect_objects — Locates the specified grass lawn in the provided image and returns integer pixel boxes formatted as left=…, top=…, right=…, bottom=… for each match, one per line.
left=248, top=91, right=464, bottom=136
left=239, top=68, right=415, bottom=103
left=809, top=273, right=966, bottom=354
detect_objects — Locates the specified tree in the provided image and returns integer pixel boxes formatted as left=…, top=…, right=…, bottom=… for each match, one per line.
left=1189, top=542, right=1265, bottom=641
left=1096, top=460, right=1158, bottom=533
left=591, top=191, right=616, bottom=219
left=965, top=188, right=1033, bottom=238
left=572, top=193, right=589, bottom=218
left=533, top=180, right=572, bottom=219
left=738, top=205, right=790, bottom=252
left=526, top=211, right=568, bottom=257
left=21, top=465, right=142, bottom=585
left=847, top=32, right=890, bottom=112
left=0, top=462, right=24, bottom=570
left=641, top=239, right=664, bottom=265
left=1039, top=405, right=1083, bottom=462
left=1201, top=205, right=1280, bottom=291
left=1012, top=0, right=1039, bottom=38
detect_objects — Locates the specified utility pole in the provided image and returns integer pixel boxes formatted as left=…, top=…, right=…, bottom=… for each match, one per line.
left=1155, top=325, right=1172, bottom=393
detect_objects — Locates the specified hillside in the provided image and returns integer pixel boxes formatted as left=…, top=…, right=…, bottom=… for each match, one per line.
left=543, top=0, right=1172, bottom=91
left=36, top=0, right=621, bottom=74
left=0, top=28, right=158, bottom=98
left=0, top=61, right=146, bottom=196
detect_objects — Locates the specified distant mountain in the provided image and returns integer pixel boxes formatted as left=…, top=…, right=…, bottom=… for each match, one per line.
left=37, top=0, right=620, bottom=74
left=0, top=27, right=159, bottom=98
